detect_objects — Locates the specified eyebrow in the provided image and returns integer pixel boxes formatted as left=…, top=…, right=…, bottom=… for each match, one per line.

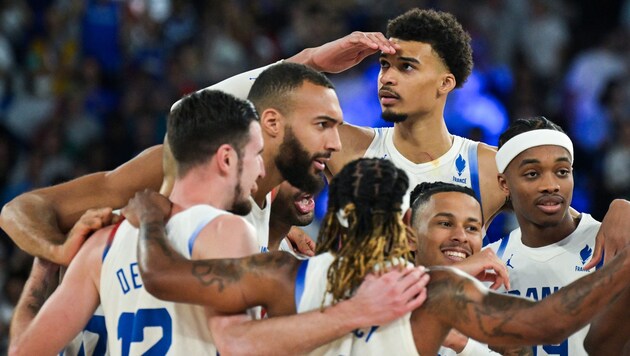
left=433, top=212, right=481, bottom=223
left=518, top=156, right=571, bottom=168
left=317, top=116, right=343, bottom=125
left=378, top=53, right=421, bottom=64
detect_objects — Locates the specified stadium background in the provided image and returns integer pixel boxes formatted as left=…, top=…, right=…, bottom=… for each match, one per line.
left=0, top=0, right=629, bottom=350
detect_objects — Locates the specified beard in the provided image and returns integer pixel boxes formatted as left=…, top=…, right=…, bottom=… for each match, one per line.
left=381, top=109, right=408, bottom=123
left=230, top=157, right=253, bottom=216
left=275, top=127, right=327, bottom=194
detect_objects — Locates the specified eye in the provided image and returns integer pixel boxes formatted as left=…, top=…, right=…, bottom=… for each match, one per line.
left=438, top=221, right=452, bottom=227
left=379, top=60, right=390, bottom=68
left=523, top=170, right=538, bottom=178
left=401, top=63, right=414, bottom=71
left=557, top=168, right=571, bottom=177
left=466, top=225, right=480, bottom=232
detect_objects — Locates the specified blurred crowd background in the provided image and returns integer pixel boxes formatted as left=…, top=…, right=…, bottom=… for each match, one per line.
left=1, top=0, right=629, bottom=350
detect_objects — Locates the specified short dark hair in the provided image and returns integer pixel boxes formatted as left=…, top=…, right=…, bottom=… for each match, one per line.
left=386, top=8, right=473, bottom=88
left=498, top=116, right=565, bottom=149
left=168, top=90, right=258, bottom=176
left=247, top=62, right=335, bottom=114
left=410, top=181, right=481, bottom=227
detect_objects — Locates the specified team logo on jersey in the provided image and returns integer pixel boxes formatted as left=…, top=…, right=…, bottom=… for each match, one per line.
left=452, top=154, right=468, bottom=184
left=505, top=254, right=515, bottom=269
left=575, top=244, right=593, bottom=272
left=455, top=154, right=466, bottom=176
left=580, top=244, right=592, bottom=265
left=382, top=153, right=389, bottom=159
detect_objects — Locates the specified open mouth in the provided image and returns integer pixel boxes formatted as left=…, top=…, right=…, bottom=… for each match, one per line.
left=536, top=195, right=564, bottom=214
left=294, top=193, right=315, bottom=214
left=441, top=248, right=470, bottom=263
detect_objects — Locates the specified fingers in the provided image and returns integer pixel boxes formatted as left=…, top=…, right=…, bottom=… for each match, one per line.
left=399, top=266, right=430, bottom=306
left=350, top=31, right=397, bottom=54
left=584, top=231, right=604, bottom=270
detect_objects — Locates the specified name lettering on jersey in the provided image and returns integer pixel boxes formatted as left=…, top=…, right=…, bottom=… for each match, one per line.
left=507, top=286, right=561, bottom=300
left=116, top=262, right=143, bottom=294
left=452, top=176, right=467, bottom=184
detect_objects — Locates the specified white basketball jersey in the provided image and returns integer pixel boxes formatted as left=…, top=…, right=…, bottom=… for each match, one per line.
left=100, top=205, right=230, bottom=356
left=62, top=306, right=108, bottom=356
left=486, top=214, right=601, bottom=356
left=364, top=128, right=480, bottom=212
left=295, top=253, right=419, bottom=356
left=245, top=194, right=271, bottom=252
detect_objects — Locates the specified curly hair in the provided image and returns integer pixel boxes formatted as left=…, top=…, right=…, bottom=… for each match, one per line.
left=315, top=158, right=411, bottom=305
left=498, top=116, right=565, bottom=149
left=386, top=8, right=473, bottom=88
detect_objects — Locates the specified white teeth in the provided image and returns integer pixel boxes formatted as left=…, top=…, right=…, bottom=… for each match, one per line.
left=444, top=251, right=467, bottom=260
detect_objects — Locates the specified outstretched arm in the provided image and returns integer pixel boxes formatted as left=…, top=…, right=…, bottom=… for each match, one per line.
left=583, top=284, right=630, bottom=355
left=9, top=228, right=107, bottom=356
left=0, top=145, right=163, bottom=265
left=412, top=249, right=630, bottom=354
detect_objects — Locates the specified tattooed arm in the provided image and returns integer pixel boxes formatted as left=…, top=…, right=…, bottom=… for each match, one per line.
left=583, top=285, right=630, bottom=355
left=9, top=229, right=107, bottom=356
left=127, top=190, right=429, bottom=355
left=411, top=250, right=630, bottom=355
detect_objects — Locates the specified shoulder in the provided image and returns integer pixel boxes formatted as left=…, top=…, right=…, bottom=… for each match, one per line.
left=195, top=214, right=258, bottom=258
left=329, top=124, right=375, bottom=175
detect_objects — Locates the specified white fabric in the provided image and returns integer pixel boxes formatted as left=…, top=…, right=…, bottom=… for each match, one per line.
left=364, top=128, right=479, bottom=213
left=495, top=129, right=573, bottom=173
left=170, top=60, right=283, bottom=111
left=100, top=206, right=230, bottom=355
left=298, top=253, right=419, bottom=356
left=244, top=193, right=271, bottom=252
left=486, top=214, right=601, bottom=355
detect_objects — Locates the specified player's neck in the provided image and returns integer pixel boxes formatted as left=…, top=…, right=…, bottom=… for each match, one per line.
left=518, top=213, right=579, bottom=247
left=268, top=221, right=291, bottom=251
left=170, top=174, right=232, bottom=211
left=392, top=115, right=452, bottom=164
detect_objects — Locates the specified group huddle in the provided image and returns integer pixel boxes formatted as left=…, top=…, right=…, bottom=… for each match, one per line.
left=2, top=8, right=630, bottom=356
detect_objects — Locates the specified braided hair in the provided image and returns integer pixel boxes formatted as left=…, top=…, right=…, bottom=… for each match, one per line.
left=316, top=158, right=411, bottom=304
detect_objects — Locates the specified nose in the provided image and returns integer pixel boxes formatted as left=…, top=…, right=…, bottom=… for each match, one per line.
left=326, top=127, right=342, bottom=152
left=450, top=226, right=468, bottom=243
left=539, top=173, right=560, bottom=193
left=379, top=69, right=396, bottom=86
left=258, top=157, right=266, bottom=179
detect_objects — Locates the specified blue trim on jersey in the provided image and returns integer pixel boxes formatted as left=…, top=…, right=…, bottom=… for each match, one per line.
left=496, top=235, right=510, bottom=259
left=294, top=259, right=309, bottom=309
left=468, top=143, right=480, bottom=202
left=102, top=220, right=125, bottom=262
left=188, top=217, right=213, bottom=256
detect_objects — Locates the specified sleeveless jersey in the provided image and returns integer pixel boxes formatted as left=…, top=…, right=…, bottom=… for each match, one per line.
left=486, top=214, right=601, bottom=356
left=364, top=128, right=480, bottom=213
left=100, top=205, right=230, bottom=355
left=295, top=253, right=419, bottom=356
left=62, top=306, right=108, bottom=356
left=245, top=194, right=271, bottom=252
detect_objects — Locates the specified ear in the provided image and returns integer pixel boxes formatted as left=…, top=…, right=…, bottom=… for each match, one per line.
left=259, top=108, right=283, bottom=138
left=438, top=73, right=456, bottom=95
left=497, top=173, right=510, bottom=197
left=403, top=209, right=418, bottom=252
left=216, top=144, right=236, bottom=175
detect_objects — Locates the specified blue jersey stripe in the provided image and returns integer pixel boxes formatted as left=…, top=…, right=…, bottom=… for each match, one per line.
left=496, top=235, right=510, bottom=259
left=468, top=143, right=481, bottom=202
left=294, top=259, right=309, bottom=309
left=188, top=217, right=213, bottom=256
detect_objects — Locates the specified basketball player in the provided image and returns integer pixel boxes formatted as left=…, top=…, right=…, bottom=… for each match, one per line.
left=486, top=117, right=606, bottom=355
left=9, top=93, right=426, bottom=355
left=124, top=158, right=630, bottom=355
left=269, top=181, right=315, bottom=252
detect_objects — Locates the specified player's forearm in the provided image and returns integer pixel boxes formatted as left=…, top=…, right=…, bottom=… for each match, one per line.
left=436, top=248, right=630, bottom=346
left=0, top=194, right=69, bottom=264
left=9, top=259, right=59, bottom=354
left=213, top=301, right=368, bottom=356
